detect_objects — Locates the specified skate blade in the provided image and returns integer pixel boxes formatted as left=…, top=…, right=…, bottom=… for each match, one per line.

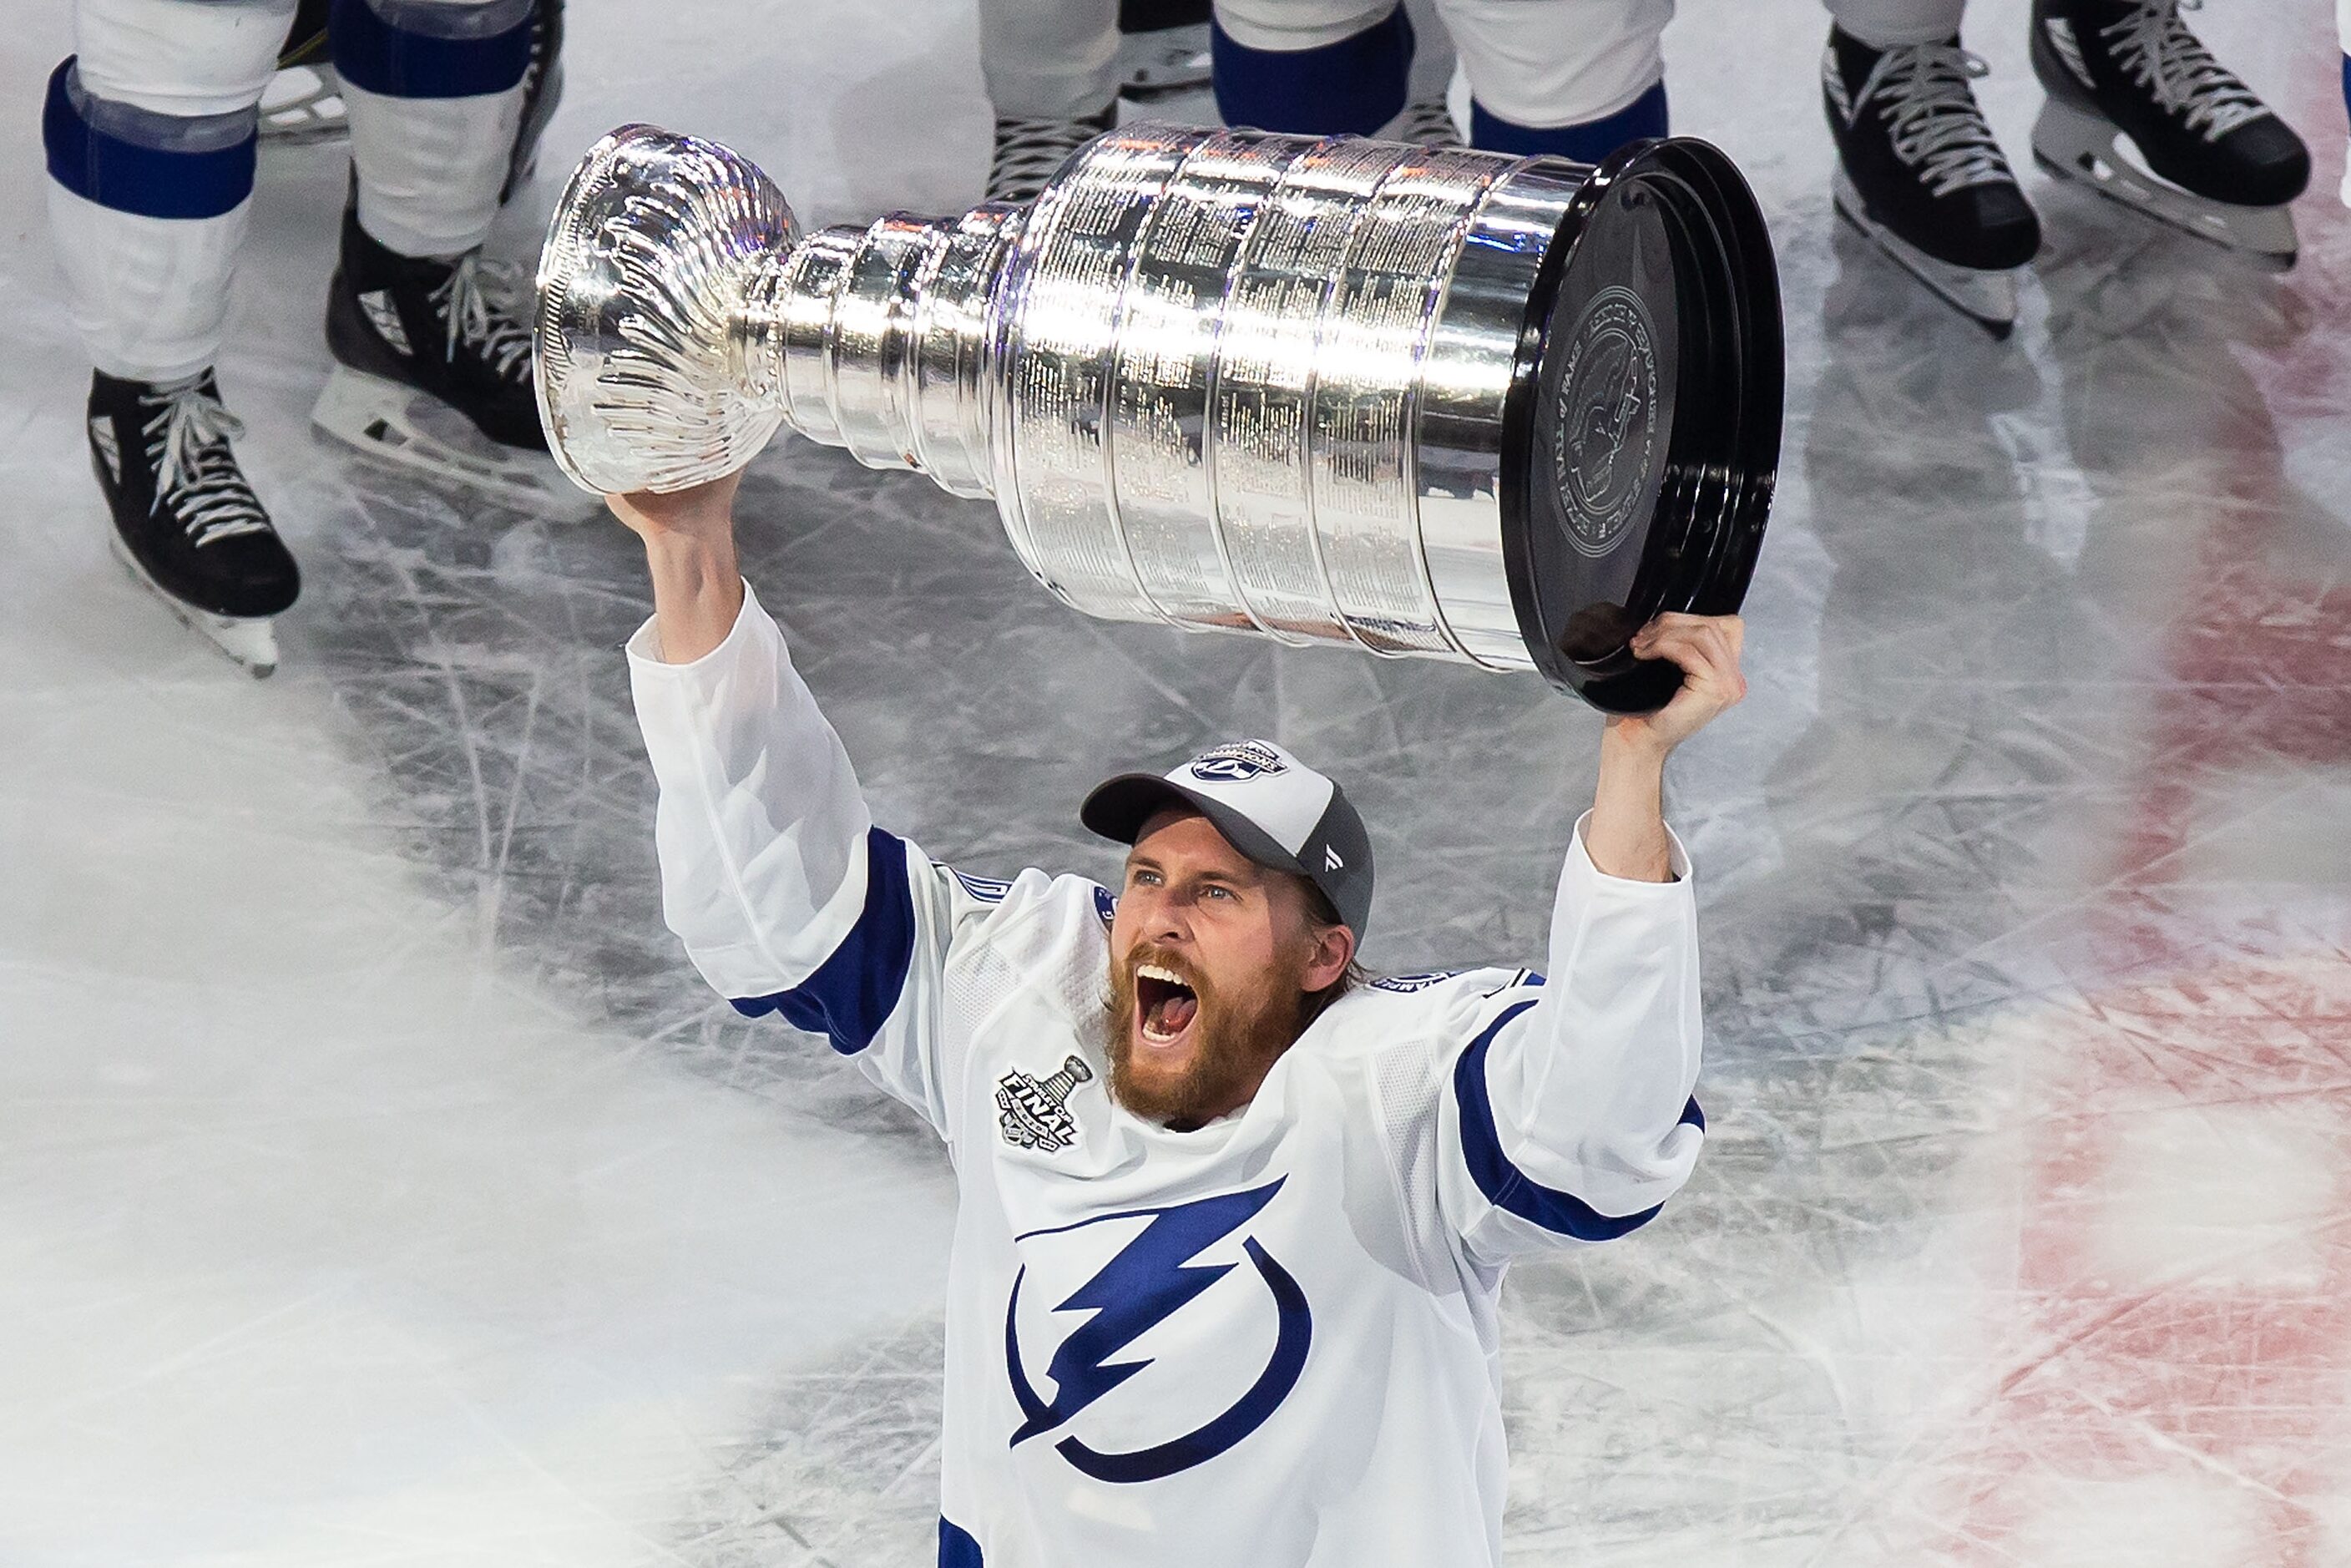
left=311, top=367, right=590, bottom=518
left=258, top=65, right=348, bottom=147
left=1118, top=25, right=1211, bottom=98
left=1831, top=167, right=2020, bottom=339
left=107, top=534, right=280, bottom=678
left=2031, top=99, right=2298, bottom=269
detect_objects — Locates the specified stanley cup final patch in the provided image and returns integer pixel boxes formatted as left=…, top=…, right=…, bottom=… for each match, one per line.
left=1551, top=285, right=1661, bottom=559
left=998, top=1055, right=1095, bottom=1154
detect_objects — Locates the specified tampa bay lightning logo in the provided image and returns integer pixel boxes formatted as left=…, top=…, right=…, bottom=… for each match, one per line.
left=1004, top=1178, right=1310, bottom=1483
left=1187, top=740, right=1288, bottom=784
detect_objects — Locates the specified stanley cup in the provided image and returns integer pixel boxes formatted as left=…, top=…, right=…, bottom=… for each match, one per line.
left=534, top=123, right=1782, bottom=710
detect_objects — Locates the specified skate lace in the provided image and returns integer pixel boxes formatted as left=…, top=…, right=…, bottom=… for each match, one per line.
left=2103, top=0, right=2265, bottom=141
left=988, top=116, right=1105, bottom=204
left=1855, top=43, right=2015, bottom=195
left=142, top=381, right=270, bottom=548
left=430, top=253, right=534, bottom=382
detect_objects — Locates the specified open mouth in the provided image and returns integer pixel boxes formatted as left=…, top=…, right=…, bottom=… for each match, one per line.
left=1134, top=962, right=1200, bottom=1046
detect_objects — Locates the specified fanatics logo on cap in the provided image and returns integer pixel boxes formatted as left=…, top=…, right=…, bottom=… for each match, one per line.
left=1187, top=740, right=1289, bottom=783
left=1324, top=845, right=1345, bottom=873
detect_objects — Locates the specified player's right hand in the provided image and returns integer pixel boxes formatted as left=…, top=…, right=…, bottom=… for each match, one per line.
left=605, top=468, right=746, bottom=544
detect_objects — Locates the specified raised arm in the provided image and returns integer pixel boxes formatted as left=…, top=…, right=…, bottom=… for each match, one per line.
left=609, top=474, right=749, bottom=666
left=1438, top=615, right=1746, bottom=1267
left=612, top=477, right=958, bottom=1130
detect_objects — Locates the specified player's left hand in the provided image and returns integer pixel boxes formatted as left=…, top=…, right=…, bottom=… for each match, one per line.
left=1606, top=613, right=1747, bottom=758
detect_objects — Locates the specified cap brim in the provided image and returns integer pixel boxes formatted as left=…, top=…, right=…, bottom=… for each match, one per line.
left=1079, top=774, right=1310, bottom=888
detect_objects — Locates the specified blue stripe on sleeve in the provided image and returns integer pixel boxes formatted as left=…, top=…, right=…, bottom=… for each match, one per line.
left=938, top=1518, right=983, bottom=1567
left=1451, top=999, right=1697, bottom=1242
left=330, top=0, right=533, bottom=99
left=730, top=827, right=917, bottom=1056
left=43, top=60, right=255, bottom=220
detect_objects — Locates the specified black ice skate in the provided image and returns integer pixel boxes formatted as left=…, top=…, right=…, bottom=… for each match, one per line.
left=1823, top=28, right=2043, bottom=337
left=986, top=106, right=1117, bottom=205
left=2030, top=0, right=2309, bottom=266
left=316, top=204, right=578, bottom=513
left=88, top=370, right=299, bottom=677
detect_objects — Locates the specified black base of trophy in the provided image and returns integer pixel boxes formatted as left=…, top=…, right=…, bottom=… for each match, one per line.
left=1499, top=137, right=1783, bottom=715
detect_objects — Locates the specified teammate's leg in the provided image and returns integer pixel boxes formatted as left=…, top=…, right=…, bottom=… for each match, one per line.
left=317, top=0, right=562, bottom=507
left=1209, top=0, right=1412, bottom=138
left=1436, top=0, right=1671, bottom=160
left=1820, top=0, right=2040, bottom=335
left=979, top=0, right=1121, bottom=201
left=261, top=0, right=561, bottom=207
left=43, top=0, right=301, bottom=672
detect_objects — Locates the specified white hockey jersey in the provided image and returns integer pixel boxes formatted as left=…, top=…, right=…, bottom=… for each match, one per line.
left=627, top=585, right=1707, bottom=1567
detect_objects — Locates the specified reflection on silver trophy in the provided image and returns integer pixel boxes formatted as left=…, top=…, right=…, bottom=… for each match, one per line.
left=533, top=123, right=1783, bottom=710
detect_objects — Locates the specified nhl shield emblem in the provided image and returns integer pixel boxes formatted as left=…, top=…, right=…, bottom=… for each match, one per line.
left=997, top=1055, right=1094, bottom=1153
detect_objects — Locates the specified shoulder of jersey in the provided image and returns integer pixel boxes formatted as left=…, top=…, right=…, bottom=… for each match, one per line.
left=940, top=861, right=1118, bottom=929
left=1312, top=964, right=1545, bottom=1048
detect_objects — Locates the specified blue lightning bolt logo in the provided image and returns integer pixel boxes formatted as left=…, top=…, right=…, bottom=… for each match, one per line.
left=1004, top=1177, right=1312, bottom=1484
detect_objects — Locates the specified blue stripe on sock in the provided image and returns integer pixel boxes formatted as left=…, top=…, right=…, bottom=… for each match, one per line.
left=730, top=828, right=917, bottom=1055
left=1211, top=8, right=1412, bottom=137
left=331, top=0, right=533, bottom=99
left=42, top=59, right=255, bottom=220
left=938, top=1518, right=983, bottom=1567
left=1471, top=79, right=1670, bottom=162
left=1452, top=999, right=1696, bottom=1241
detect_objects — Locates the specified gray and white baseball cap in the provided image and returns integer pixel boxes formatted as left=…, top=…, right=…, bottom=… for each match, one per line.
left=1080, top=739, right=1374, bottom=936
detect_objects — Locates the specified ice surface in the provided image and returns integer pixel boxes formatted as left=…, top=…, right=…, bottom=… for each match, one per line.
left=0, top=1, right=2346, bottom=1563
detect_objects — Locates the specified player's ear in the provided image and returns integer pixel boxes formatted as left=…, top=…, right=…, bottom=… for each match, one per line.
left=1301, top=919, right=1355, bottom=994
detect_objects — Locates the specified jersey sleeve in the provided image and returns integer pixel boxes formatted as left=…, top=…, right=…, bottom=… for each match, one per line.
left=1432, top=811, right=1706, bottom=1269
left=624, top=583, right=1009, bottom=1139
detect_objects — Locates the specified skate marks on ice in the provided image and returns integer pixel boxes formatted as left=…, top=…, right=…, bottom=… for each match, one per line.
left=289, top=455, right=946, bottom=1145
left=678, top=1318, right=947, bottom=1568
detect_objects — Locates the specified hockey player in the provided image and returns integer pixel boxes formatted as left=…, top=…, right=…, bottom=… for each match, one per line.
left=44, top=0, right=553, bottom=675
left=1822, top=0, right=2310, bottom=337
left=608, top=467, right=1742, bottom=1563
left=1209, top=0, right=1672, bottom=163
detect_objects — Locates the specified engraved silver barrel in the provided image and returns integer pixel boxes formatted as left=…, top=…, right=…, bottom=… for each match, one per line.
left=533, top=123, right=1782, bottom=709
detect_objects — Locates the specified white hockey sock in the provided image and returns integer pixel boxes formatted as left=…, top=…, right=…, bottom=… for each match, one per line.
left=331, top=0, right=532, bottom=258
left=43, top=60, right=260, bottom=382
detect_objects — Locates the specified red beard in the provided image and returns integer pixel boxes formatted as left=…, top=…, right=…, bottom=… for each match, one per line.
left=1105, top=943, right=1307, bottom=1130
